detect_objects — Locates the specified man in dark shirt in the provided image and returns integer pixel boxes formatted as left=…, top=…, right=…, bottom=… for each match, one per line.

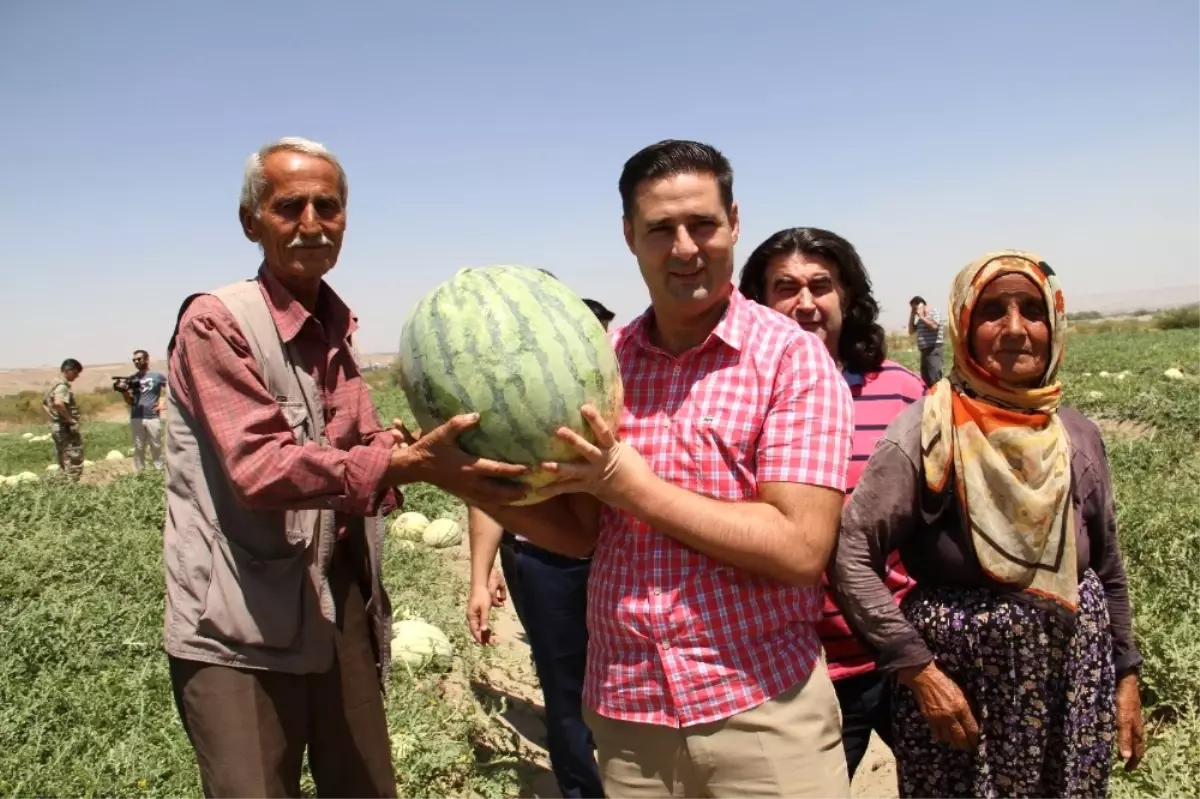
left=120, top=349, right=167, bottom=471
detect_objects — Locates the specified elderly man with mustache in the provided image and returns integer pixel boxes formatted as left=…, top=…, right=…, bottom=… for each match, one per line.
left=160, top=137, right=530, bottom=798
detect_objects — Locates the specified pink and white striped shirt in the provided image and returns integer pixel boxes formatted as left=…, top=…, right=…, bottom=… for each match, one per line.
left=819, top=361, right=926, bottom=681
left=584, top=288, right=854, bottom=727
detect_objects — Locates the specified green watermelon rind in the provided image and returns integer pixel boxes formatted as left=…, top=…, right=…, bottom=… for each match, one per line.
left=397, top=265, right=623, bottom=503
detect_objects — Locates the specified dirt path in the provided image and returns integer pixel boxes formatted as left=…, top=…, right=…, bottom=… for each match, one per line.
left=439, top=539, right=898, bottom=798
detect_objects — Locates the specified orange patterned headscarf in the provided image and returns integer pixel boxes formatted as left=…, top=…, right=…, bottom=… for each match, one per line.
left=921, top=251, right=1077, bottom=613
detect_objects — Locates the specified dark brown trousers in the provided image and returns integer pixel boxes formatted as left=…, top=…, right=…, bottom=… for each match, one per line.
left=169, top=546, right=396, bottom=798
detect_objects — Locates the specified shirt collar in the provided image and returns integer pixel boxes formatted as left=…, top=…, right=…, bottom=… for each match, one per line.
left=842, top=369, right=865, bottom=388
left=257, top=263, right=356, bottom=344
left=627, top=285, right=749, bottom=355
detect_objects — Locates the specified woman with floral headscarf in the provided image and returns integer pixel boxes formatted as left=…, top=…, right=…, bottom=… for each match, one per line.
left=830, top=251, right=1146, bottom=797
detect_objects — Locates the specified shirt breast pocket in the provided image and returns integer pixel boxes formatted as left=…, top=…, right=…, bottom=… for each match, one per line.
left=278, top=400, right=312, bottom=445
left=681, top=410, right=761, bottom=497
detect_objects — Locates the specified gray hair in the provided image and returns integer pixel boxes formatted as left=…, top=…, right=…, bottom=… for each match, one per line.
left=239, top=137, right=348, bottom=215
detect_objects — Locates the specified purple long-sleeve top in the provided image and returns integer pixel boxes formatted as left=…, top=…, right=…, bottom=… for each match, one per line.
left=829, top=397, right=1142, bottom=678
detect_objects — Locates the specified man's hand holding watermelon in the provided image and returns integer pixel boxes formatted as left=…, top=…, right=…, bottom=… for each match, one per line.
left=535, top=404, right=652, bottom=509
left=387, top=413, right=534, bottom=506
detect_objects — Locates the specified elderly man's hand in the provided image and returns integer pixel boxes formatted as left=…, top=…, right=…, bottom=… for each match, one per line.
left=386, top=414, right=531, bottom=505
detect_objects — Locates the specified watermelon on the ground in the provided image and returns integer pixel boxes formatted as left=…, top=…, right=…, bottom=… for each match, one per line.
left=422, top=518, right=461, bottom=549
left=391, top=619, right=454, bottom=671
left=388, top=511, right=429, bottom=541
left=396, top=265, right=623, bottom=505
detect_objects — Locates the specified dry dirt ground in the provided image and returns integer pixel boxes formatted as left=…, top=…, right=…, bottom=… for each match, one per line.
left=435, top=540, right=899, bottom=799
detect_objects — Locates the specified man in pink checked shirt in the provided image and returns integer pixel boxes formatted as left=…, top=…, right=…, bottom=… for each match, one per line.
left=160, top=136, right=530, bottom=798
left=481, top=140, right=855, bottom=798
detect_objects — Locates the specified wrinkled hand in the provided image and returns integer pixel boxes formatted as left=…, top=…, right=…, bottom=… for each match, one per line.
left=900, top=662, right=980, bottom=751
left=536, top=405, right=652, bottom=507
left=466, top=584, right=496, bottom=645
left=387, top=415, right=531, bottom=505
left=1117, top=673, right=1146, bottom=771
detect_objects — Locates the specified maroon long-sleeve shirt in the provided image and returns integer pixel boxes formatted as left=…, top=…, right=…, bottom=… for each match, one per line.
left=168, top=266, right=399, bottom=538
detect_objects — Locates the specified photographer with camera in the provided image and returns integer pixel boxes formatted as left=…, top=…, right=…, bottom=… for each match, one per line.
left=116, top=349, right=167, bottom=471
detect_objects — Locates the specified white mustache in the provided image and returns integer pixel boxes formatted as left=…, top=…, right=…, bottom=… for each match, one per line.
left=287, top=232, right=334, bottom=249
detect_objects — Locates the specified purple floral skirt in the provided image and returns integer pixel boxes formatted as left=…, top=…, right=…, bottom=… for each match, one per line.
left=892, top=569, right=1117, bottom=798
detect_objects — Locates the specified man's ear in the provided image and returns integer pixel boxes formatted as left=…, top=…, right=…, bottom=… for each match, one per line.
left=239, top=206, right=259, bottom=243
left=623, top=216, right=636, bottom=255
left=728, top=200, right=740, bottom=244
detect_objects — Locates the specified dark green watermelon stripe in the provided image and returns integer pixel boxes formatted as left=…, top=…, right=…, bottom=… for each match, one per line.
left=505, top=269, right=609, bottom=408
left=489, top=269, right=592, bottom=412
left=399, top=266, right=621, bottom=473
left=507, top=274, right=595, bottom=407
left=497, top=269, right=615, bottom=448
left=398, top=295, right=444, bottom=434
left=423, top=290, right=479, bottom=428
left=474, top=270, right=570, bottom=437
left=451, top=274, right=542, bottom=465
left=468, top=269, right=566, bottom=457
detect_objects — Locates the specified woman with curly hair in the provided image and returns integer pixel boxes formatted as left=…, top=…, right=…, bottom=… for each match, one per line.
left=738, top=227, right=926, bottom=778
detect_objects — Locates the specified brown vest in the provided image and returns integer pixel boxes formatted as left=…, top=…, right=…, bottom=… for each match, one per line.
left=161, top=278, right=392, bottom=681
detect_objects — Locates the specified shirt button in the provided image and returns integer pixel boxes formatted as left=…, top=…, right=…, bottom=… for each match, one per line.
left=661, top=641, right=672, bottom=650
left=651, top=587, right=661, bottom=595
left=672, top=366, right=681, bottom=375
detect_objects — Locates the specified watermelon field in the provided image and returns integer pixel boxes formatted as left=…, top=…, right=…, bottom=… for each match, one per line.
left=0, top=328, right=1196, bottom=798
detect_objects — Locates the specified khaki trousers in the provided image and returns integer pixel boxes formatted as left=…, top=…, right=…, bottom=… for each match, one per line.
left=130, top=417, right=163, bottom=471
left=168, top=547, right=396, bottom=798
left=583, top=656, right=849, bottom=798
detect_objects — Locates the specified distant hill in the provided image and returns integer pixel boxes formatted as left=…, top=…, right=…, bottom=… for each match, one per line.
left=1067, top=283, right=1200, bottom=317
left=0, top=353, right=400, bottom=396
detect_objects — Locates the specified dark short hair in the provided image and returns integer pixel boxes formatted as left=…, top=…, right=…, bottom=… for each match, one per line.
left=618, top=139, right=734, bottom=219
left=61, top=358, right=82, bottom=372
left=909, top=296, right=926, bottom=306
left=582, top=298, right=615, bottom=323
left=133, top=349, right=149, bottom=359
left=738, top=227, right=887, bottom=374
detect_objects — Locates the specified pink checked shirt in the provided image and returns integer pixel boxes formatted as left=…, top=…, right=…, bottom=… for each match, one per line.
left=584, top=288, right=854, bottom=727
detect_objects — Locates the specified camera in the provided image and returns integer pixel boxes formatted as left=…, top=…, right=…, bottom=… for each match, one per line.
left=112, top=376, right=134, bottom=393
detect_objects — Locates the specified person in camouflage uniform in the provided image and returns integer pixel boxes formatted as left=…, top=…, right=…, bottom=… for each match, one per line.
left=43, top=358, right=84, bottom=481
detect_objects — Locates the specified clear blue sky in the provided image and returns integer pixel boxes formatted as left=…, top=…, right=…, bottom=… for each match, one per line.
left=1, top=1, right=1197, bottom=368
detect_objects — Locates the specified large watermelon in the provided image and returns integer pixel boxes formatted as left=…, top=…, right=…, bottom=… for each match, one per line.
left=396, top=265, right=623, bottom=505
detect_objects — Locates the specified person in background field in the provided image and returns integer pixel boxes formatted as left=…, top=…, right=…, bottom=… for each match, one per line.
left=908, top=295, right=944, bottom=386
left=832, top=251, right=1145, bottom=797
left=119, top=349, right=167, bottom=471
left=737, top=226, right=925, bottom=780
left=472, top=139, right=855, bottom=798
left=162, top=136, right=531, bottom=799
left=43, top=358, right=84, bottom=481
left=465, top=295, right=617, bottom=799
